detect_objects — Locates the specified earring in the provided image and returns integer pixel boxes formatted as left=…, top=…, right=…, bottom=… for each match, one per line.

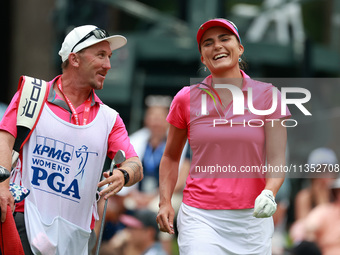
left=204, top=66, right=207, bottom=72
left=238, top=57, right=242, bottom=62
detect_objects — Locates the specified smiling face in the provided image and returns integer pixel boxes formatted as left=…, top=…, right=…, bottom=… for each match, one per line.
left=76, top=41, right=112, bottom=90
left=200, top=26, right=244, bottom=78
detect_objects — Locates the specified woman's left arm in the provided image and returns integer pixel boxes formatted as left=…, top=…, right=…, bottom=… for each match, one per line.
left=253, top=119, right=287, bottom=218
left=264, top=119, right=287, bottom=196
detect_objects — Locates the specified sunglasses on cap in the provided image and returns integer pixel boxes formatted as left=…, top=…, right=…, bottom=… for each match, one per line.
left=71, top=28, right=109, bottom=53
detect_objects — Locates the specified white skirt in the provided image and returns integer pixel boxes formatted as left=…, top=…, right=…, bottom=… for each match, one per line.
left=177, top=203, right=274, bottom=255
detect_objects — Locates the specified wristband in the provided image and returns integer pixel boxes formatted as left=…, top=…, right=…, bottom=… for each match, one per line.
left=116, top=168, right=130, bottom=186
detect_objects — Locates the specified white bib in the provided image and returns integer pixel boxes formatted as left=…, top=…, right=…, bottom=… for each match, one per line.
left=21, top=103, right=117, bottom=254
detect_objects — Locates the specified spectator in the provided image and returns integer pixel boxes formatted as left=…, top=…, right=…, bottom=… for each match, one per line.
left=300, top=178, right=340, bottom=255
left=99, top=209, right=167, bottom=255
left=127, top=95, right=171, bottom=209
left=290, top=147, right=338, bottom=243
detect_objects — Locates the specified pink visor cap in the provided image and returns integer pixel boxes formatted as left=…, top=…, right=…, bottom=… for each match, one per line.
left=196, top=18, right=241, bottom=49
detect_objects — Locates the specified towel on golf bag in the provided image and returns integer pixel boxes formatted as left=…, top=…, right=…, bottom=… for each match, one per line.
left=0, top=205, right=24, bottom=255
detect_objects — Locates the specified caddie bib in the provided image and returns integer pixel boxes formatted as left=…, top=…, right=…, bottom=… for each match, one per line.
left=21, top=103, right=117, bottom=255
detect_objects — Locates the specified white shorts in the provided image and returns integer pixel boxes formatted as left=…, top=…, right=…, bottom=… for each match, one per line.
left=177, top=203, right=274, bottom=255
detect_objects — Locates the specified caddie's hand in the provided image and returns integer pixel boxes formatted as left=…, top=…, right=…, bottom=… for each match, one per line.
left=253, top=189, right=277, bottom=218
left=156, top=202, right=175, bottom=235
left=0, top=184, right=15, bottom=222
left=98, top=170, right=125, bottom=200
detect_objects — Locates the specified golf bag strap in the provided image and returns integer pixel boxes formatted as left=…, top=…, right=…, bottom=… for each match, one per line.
left=11, top=76, right=48, bottom=167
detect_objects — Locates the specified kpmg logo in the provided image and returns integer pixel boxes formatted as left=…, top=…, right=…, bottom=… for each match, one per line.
left=199, top=84, right=311, bottom=127
left=33, top=144, right=72, bottom=163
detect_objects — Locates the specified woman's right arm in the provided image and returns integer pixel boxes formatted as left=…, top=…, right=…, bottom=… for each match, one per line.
left=156, top=124, right=187, bottom=234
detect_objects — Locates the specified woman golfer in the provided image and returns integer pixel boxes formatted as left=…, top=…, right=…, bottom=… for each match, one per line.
left=156, top=18, right=291, bottom=255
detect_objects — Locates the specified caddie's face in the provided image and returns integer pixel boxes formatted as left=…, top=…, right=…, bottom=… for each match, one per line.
left=77, top=41, right=112, bottom=90
left=200, top=26, right=243, bottom=76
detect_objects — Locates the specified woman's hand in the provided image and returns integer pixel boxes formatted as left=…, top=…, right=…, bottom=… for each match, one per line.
left=156, top=202, right=175, bottom=234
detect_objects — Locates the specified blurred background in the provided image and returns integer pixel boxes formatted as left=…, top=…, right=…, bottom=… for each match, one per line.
left=2, top=0, right=340, bottom=254
left=2, top=0, right=340, bottom=129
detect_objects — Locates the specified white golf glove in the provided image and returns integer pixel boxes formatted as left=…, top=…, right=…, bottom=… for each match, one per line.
left=253, top=189, right=277, bottom=218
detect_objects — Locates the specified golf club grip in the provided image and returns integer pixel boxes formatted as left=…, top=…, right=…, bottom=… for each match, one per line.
left=95, top=200, right=108, bottom=255
left=109, top=160, right=115, bottom=175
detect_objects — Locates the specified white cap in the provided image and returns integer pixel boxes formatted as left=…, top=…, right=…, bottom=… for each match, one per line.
left=307, top=147, right=338, bottom=165
left=58, top=25, right=127, bottom=62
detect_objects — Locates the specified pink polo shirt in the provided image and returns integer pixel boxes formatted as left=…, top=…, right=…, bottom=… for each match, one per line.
left=167, top=71, right=291, bottom=210
left=0, top=75, right=137, bottom=214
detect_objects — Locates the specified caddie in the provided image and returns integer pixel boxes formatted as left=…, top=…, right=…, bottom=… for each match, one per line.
left=0, top=25, right=143, bottom=255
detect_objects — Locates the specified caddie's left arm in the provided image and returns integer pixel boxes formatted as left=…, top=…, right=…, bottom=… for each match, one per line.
left=98, top=156, right=143, bottom=200
left=98, top=115, right=143, bottom=199
left=253, top=119, right=287, bottom=218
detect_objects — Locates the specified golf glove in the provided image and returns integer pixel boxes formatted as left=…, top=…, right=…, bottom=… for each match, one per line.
left=253, top=189, right=277, bottom=218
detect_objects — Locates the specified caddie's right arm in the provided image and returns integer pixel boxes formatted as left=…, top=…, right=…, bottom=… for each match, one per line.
left=0, top=130, right=15, bottom=222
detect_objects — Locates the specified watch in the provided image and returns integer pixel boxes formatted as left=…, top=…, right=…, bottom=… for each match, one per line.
left=116, top=168, right=130, bottom=186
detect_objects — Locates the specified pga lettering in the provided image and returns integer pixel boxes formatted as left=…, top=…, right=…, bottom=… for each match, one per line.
left=201, top=85, right=311, bottom=116
left=31, top=166, right=80, bottom=199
